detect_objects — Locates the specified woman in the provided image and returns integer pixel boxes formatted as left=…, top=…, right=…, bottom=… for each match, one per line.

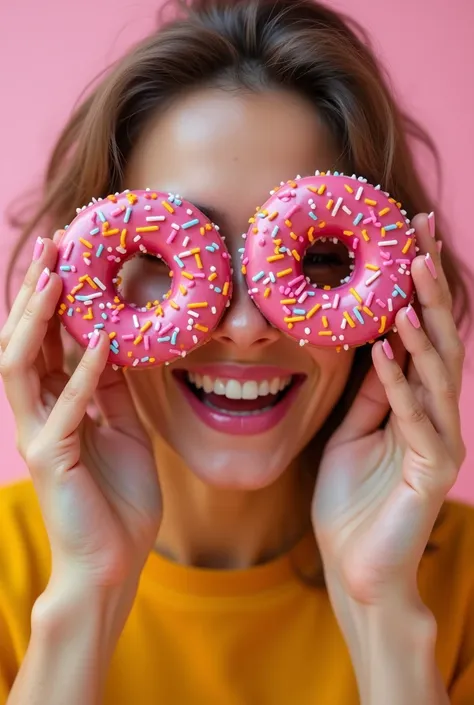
left=0, top=0, right=473, bottom=703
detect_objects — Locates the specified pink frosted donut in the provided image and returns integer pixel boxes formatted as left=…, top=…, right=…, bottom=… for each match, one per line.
left=55, top=189, right=232, bottom=367
left=242, top=172, right=416, bottom=351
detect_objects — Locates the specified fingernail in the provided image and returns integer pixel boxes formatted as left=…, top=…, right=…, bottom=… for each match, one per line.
left=424, top=253, right=438, bottom=279
left=406, top=304, right=421, bottom=329
left=427, top=212, right=436, bottom=238
left=382, top=339, right=394, bottom=360
left=36, top=267, right=50, bottom=293
left=88, top=329, right=101, bottom=350
left=436, top=240, right=443, bottom=253
left=32, top=236, right=44, bottom=261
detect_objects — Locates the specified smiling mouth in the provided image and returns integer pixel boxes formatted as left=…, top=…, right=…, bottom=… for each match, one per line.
left=174, top=371, right=302, bottom=416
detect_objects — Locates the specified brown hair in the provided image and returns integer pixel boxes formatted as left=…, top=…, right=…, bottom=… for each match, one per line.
left=5, top=0, right=470, bottom=579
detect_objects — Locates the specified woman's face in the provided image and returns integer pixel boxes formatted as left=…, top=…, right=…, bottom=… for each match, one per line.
left=122, top=88, right=354, bottom=489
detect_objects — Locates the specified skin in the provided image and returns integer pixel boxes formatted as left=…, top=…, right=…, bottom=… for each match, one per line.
left=0, top=86, right=465, bottom=704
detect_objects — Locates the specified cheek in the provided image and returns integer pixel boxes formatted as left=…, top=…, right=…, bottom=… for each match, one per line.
left=306, top=347, right=354, bottom=404
left=118, top=256, right=173, bottom=306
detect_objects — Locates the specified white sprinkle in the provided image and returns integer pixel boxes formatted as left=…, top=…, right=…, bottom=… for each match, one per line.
left=355, top=186, right=364, bottom=201
left=378, top=240, right=398, bottom=246
left=133, top=314, right=140, bottom=329
left=365, top=270, right=382, bottom=286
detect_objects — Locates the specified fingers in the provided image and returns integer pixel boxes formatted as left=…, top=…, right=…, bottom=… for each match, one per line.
left=411, top=213, right=451, bottom=310
left=44, top=330, right=110, bottom=440
left=94, top=365, right=147, bottom=438
left=0, top=267, right=64, bottom=438
left=394, top=305, right=463, bottom=466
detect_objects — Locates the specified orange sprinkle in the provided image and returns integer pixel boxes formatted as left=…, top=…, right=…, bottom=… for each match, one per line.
left=162, top=201, right=174, bottom=213
left=285, top=219, right=293, bottom=228
left=280, top=298, right=296, bottom=305
left=133, top=335, right=143, bottom=345
left=187, top=302, right=208, bottom=309
left=308, top=227, right=315, bottom=242
left=182, top=271, right=194, bottom=280
left=292, top=250, right=301, bottom=262
left=120, top=229, right=127, bottom=248
left=264, top=287, right=271, bottom=298
left=343, top=311, right=356, bottom=328
left=379, top=207, right=390, bottom=216
left=109, top=332, right=117, bottom=340
left=136, top=226, right=159, bottom=233
left=116, top=303, right=125, bottom=311
left=223, top=281, right=230, bottom=296
left=79, top=238, right=93, bottom=249
left=344, top=184, right=354, bottom=194
left=102, top=229, right=120, bottom=237
left=107, top=194, right=117, bottom=203
left=154, top=305, right=164, bottom=317
left=267, top=254, right=285, bottom=262
left=241, top=265, right=247, bottom=275
left=268, top=211, right=279, bottom=221
left=179, top=285, right=188, bottom=295
left=71, top=283, right=84, bottom=295
left=364, top=198, right=377, bottom=206
left=306, top=303, right=321, bottom=319
left=343, top=230, right=354, bottom=236
left=208, top=272, right=217, bottom=281
left=126, top=193, right=138, bottom=204
left=326, top=199, right=334, bottom=210
left=169, top=300, right=180, bottom=310
left=402, top=238, right=413, bottom=254
left=195, top=254, right=203, bottom=269
left=350, top=287, right=362, bottom=303
left=318, top=221, right=327, bottom=229
left=140, top=321, right=152, bottom=333
left=318, top=331, right=333, bottom=336
left=194, top=324, right=209, bottom=333
left=361, top=229, right=370, bottom=242
left=362, top=306, right=374, bottom=318
left=277, top=268, right=293, bottom=278
left=365, top=264, right=380, bottom=271
left=307, top=185, right=319, bottom=193
left=322, top=316, right=329, bottom=328
left=381, top=228, right=386, bottom=237
left=378, top=316, right=387, bottom=334
left=284, top=316, right=305, bottom=323
left=290, top=232, right=298, bottom=241
left=317, top=184, right=327, bottom=195
left=83, top=307, right=93, bottom=320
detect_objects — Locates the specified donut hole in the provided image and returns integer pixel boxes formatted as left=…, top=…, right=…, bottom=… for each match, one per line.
left=302, top=235, right=353, bottom=289
left=115, top=252, right=173, bottom=309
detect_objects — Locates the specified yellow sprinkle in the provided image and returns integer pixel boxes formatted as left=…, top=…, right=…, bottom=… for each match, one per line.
left=126, top=193, right=138, bottom=204
left=195, top=254, right=203, bottom=269
left=71, top=283, right=83, bottom=294
left=344, top=184, right=354, bottom=194
left=58, top=307, right=65, bottom=316
left=114, top=296, right=121, bottom=303
left=361, top=229, right=370, bottom=242
left=277, top=268, right=293, bottom=278
left=83, top=252, right=91, bottom=259
left=267, top=211, right=278, bottom=221
left=127, top=351, right=133, bottom=358
left=154, top=305, right=164, bottom=317
left=241, top=265, right=247, bottom=275
left=343, top=311, right=356, bottom=328
left=365, top=264, right=380, bottom=271
left=308, top=227, right=315, bottom=242
left=285, top=219, right=293, bottom=228
left=149, top=357, right=156, bottom=364
left=182, top=271, right=194, bottom=280
left=252, top=227, right=259, bottom=234
left=200, top=227, right=206, bottom=236
left=292, top=249, right=301, bottom=262
left=162, top=201, right=174, bottom=213
left=120, top=229, right=127, bottom=248
left=362, top=306, right=374, bottom=318
left=307, top=185, right=318, bottom=193
left=136, top=226, right=159, bottom=233
left=323, top=285, right=331, bottom=291
left=287, top=323, right=294, bottom=330
left=290, top=232, right=298, bottom=241
left=140, top=321, right=152, bottom=333
left=267, top=254, right=285, bottom=262
left=288, top=180, right=297, bottom=188
left=79, top=238, right=93, bottom=249
left=326, top=199, right=334, bottom=210
left=280, top=298, right=296, bottom=305
left=187, top=302, right=208, bottom=309
left=194, top=324, right=209, bottom=333
left=101, top=222, right=110, bottom=232
left=402, top=238, right=413, bottom=254
left=116, top=303, right=125, bottom=311
left=169, top=300, right=180, bottom=310
left=264, top=287, right=271, bottom=298
left=364, top=198, right=377, bottom=206
left=102, top=229, right=120, bottom=237
left=107, top=194, right=117, bottom=203
left=350, top=287, right=362, bottom=303
left=208, top=272, right=217, bottom=281
left=109, top=332, right=117, bottom=340
left=379, top=207, right=390, bottom=216
left=317, top=184, right=327, bottom=195
left=284, top=316, right=306, bottom=323
left=133, top=335, right=143, bottom=345
left=322, top=316, right=329, bottom=328
left=343, top=230, right=354, bottom=236
left=378, top=316, right=387, bottom=334
left=381, top=227, right=386, bottom=237
left=396, top=221, right=404, bottom=228
left=83, top=307, right=93, bottom=320
left=318, top=331, right=333, bottom=336
left=306, top=303, right=321, bottom=319
left=223, top=281, right=230, bottom=296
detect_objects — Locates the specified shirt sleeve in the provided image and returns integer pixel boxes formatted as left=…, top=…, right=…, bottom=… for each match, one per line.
left=0, top=590, right=19, bottom=704
left=449, top=582, right=474, bottom=704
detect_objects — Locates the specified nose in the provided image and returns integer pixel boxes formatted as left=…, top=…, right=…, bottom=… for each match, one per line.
left=212, top=268, right=280, bottom=351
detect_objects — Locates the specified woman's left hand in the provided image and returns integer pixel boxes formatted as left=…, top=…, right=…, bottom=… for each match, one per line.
left=312, top=212, right=466, bottom=606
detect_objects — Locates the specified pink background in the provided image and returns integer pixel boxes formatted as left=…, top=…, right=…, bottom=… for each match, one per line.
left=1, top=0, right=473, bottom=501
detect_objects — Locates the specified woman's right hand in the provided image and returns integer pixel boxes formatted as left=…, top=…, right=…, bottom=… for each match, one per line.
left=0, top=234, right=162, bottom=592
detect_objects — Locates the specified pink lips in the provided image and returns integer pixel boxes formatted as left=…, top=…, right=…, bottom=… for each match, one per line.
left=173, top=365, right=305, bottom=436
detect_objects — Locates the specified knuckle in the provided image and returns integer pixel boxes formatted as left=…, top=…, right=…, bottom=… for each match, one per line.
left=0, top=330, right=10, bottom=351
left=61, top=383, right=80, bottom=405
left=418, top=334, right=433, bottom=355
left=22, top=302, right=36, bottom=323
left=438, top=376, right=458, bottom=402
left=24, top=439, right=48, bottom=473
left=406, top=402, right=427, bottom=425
left=450, top=338, right=465, bottom=365
left=391, top=366, right=406, bottom=388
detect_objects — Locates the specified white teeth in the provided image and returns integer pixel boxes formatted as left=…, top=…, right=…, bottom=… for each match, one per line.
left=186, top=373, right=293, bottom=400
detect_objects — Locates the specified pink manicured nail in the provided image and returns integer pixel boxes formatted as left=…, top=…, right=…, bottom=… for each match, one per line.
left=32, top=236, right=44, bottom=261
left=36, top=267, right=50, bottom=293
left=382, top=339, right=394, bottom=360
left=436, top=240, right=443, bottom=253
left=424, top=253, right=438, bottom=279
left=427, top=212, right=436, bottom=238
left=406, top=304, right=421, bottom=329
left=88, top=329, right=101, bottom=350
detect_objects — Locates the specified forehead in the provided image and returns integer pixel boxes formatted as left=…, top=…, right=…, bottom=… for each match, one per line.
left=125, top=88, right=339, bottom=238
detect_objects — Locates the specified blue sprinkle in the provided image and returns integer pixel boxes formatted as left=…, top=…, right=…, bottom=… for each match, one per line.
left=210, top=242, right=220, bottom=250
left=110, top=345, right=119, bottom=354
left=392, top=289, right=398, bottom=297
left=252, top=271, right=265, bottom=282
left=214, top=287, right=222, bottom=293
left=111, top=339, right=119, bottom=348
left=124, top=207, right=132, bottom=224
left=174, top=255, right=184, bottom=268
left=353, top=213, right=364, bottom=226
left=182, top=219, right=200, bottom=230
left=67, top=307, right=74, bottom=316
left=157, top=336, right=171, bottom=343
left=271, top=226, right=280, bottom=238
left=97, top=210, right=107, bottom=223
left=96, top=244, right=104, bottom=258
left=90, top=227, right=100, bottom=236
left=293, top=308, right=306, bottom=315
left=394, top=285, right=407, bottom=298
left=257, top=212, right=266, bottom=219
left=60, top=265, right=72, bottom=271
left=94, top=323, right=105, bottom=329
left=269, top=272, right=276, bottom=283
left=384, top=224, right=398, bottom=231
left=353, top=307, right=365, bottom=324
left=141, top=356, right=150, bottom=363
left=170, top=330, right=178, bottom=346
left=307, top=290, right=316, bottom=296
left=168, top=195, right=175, bottom=203
left=101, top=312, right=108, bottom=320
left=308, top=211, right=318, bottom=221
left=205, top=245, right=216, bottom=252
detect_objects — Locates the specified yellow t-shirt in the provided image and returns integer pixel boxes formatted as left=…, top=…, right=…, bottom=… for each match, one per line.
left=0, top=479, right=473, bottom=704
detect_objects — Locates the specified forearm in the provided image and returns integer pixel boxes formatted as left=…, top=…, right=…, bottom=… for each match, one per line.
left=7, top=575, right=138, bottom=705
left=326, top=577, right=449, bottom=705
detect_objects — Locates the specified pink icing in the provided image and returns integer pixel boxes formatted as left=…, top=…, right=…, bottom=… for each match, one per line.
left=243, top=173, right=416, bottom=350
left=55, top=189, right=233, bottom=367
